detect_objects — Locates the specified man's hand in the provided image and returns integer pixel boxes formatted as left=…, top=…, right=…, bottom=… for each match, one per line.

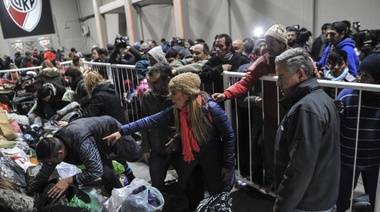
left=143, top=152, right=150, bottom=164
left=222, top=64, right=232, bottom=71
left=47, top=177, right=72, bottom=199
left=212, top=93, right=226, bottom=102
left=103, top=132, right=121, bottom=146
left=221, top=167, right=233, bottom=181
left=57, top=121, right=68, bottom=128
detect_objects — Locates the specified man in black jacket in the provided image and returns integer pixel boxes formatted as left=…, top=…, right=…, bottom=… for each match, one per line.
left=274, top=48, right=340, bottom=211
left=27, top=116, right=127, bottom=197
left=200, top=33, right=250, bottom=94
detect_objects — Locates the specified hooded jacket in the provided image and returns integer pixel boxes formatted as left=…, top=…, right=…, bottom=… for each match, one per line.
left=274, top=78, right=340, bottom=211
left=316, top=38, right=359, bottom=77
left=81, top=81, right=128, bottom=124
left=37, top=67, right=65, bottom=88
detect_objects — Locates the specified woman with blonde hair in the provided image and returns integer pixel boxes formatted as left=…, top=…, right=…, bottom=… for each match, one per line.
left=104, top=72, right=235, bottom=210
left=0, top=176, right=34, bottom=211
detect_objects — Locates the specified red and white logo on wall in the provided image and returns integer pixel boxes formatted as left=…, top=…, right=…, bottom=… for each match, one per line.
left=0, top=0, right=55, bottom=39
left=4, top=0, right=42, bottom=32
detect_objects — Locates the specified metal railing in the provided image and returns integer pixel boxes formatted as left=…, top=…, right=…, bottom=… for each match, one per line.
left=222, top=71, right=380, bottom=212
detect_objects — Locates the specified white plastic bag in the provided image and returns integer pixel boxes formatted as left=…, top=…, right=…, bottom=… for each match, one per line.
left=103, top=178, right=151, bottom=212
left=56, top=162, right=82, bottom=180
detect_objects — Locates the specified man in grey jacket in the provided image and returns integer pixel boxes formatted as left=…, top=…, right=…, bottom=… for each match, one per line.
left=274, top=48, right=340, bottom=211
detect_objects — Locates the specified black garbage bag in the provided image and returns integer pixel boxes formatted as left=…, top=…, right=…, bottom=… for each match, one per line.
left=196, top=192, right=233, bottom=212
left=0, top=152, right=27, bottom=192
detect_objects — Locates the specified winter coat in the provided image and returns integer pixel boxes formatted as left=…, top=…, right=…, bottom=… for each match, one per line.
left=0, top=188, right=34, bottom=212
left=35, top=83, right=69, bottom=119
left=275, top=78, right=340, bottom=211
left=37, top=67, right=65, bottom=87
left=141, top=89, right=175, bottom=155
left=200, top=53, right=250, bottom=93
left=316, top=38, right=360, bottom=77
left=120, top=93, right=235, bottom=194
left=81, top=81, right=128, bottom=124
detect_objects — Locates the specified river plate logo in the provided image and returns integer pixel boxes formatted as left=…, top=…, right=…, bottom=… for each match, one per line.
left=4, top=0, right=42, bottom=32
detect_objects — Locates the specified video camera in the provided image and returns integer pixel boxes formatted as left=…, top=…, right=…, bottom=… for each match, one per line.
left=351, top=22, right=380, bottom=55
left=114, top=34, right=129, bottom=49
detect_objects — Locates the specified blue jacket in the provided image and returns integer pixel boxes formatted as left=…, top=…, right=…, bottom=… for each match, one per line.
left=119, top=96, right=235, bottom=169
left=316, top=38, right=359, bottom=77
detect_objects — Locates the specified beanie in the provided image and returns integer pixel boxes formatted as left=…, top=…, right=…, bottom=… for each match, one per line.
left=358, top=54, right=380, bottom=82
left=169, top=72, right=201, bottom=95
left=264, top=23, right=287, bottom=44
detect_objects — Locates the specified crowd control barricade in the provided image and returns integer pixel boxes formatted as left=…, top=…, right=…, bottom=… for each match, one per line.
left=83, top=61, right=141, bottom=123
left=222, top=71, right=380, bottom=211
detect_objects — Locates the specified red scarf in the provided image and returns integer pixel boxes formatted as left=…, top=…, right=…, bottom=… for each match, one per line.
left=180, top=95, right=201, bottom=162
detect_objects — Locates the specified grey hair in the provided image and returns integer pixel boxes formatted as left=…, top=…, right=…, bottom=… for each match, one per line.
left=275, top=48, right=314, bottom=77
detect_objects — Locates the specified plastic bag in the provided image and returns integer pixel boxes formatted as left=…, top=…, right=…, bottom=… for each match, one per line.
left=196, top=192, right=233, bottom=212
left=56, top=162, right=82, bottom=180
left=69, top=187, right=102, bottom=212
left=121, top=184, right=164, bottom=212
left=0, top=151, right=27, bottom=191
left=103, top=178, right=152, bottom=212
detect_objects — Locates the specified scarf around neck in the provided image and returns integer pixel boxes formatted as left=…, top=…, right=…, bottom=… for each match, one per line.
left=179, top=95, right=202, bottom=162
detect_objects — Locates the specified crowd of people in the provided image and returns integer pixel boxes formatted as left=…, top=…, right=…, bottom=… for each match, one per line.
left=0, top=19, right=379, bottom=212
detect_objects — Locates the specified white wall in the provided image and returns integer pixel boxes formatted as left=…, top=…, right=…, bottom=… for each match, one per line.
left=1, top=0, right=380, bottom=58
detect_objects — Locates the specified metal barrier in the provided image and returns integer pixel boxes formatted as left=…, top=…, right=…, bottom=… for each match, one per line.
left=222, top=71, right=380, bottom=211
left=83, top=61, right=142, bottom=123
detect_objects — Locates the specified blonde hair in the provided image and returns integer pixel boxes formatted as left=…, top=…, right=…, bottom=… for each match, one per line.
left=84, top=71, right=105, bottom=98
left=174, top=94, right=209, bottom=144
left=41, top=60, right=55, bottom=69
left=0, top=176, right=19, bottom=192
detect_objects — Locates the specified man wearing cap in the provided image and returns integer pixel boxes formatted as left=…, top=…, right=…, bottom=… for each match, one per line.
left=336, top=53, right=380, bottom=212
left=212, top=24, right=288, bottom=194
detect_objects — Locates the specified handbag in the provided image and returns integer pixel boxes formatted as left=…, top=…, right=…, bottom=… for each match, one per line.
left=107, top=134, right=142, bottom=162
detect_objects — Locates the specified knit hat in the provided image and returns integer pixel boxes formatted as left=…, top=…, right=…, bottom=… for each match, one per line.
left=169, top=72, right=201, bottom=95
left=358, top=54, right=380, bottom=82
left=264, top=23, right=287, bottom=44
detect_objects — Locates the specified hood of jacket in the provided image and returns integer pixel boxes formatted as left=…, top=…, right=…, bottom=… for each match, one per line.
left=336, top=38, right=355, bottom=49
left=39, top=67, right=60, bottom=78
left=148, top=46, right=167, bottom=63
left=91, top=81, right=115, bottom=95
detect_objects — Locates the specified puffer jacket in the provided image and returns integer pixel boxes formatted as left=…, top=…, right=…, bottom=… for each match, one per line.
left=81, top=81, right=128, bottom=124
left=274, top=78, right=340, bottom=211
left=120, top=93, right=235, bottom=169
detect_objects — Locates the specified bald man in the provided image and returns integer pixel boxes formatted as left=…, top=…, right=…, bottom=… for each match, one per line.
left=232, top=39, right=244, bottom=55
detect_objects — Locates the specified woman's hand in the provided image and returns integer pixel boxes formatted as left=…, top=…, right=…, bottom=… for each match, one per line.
left=103, top=131, right=121, bottom=146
